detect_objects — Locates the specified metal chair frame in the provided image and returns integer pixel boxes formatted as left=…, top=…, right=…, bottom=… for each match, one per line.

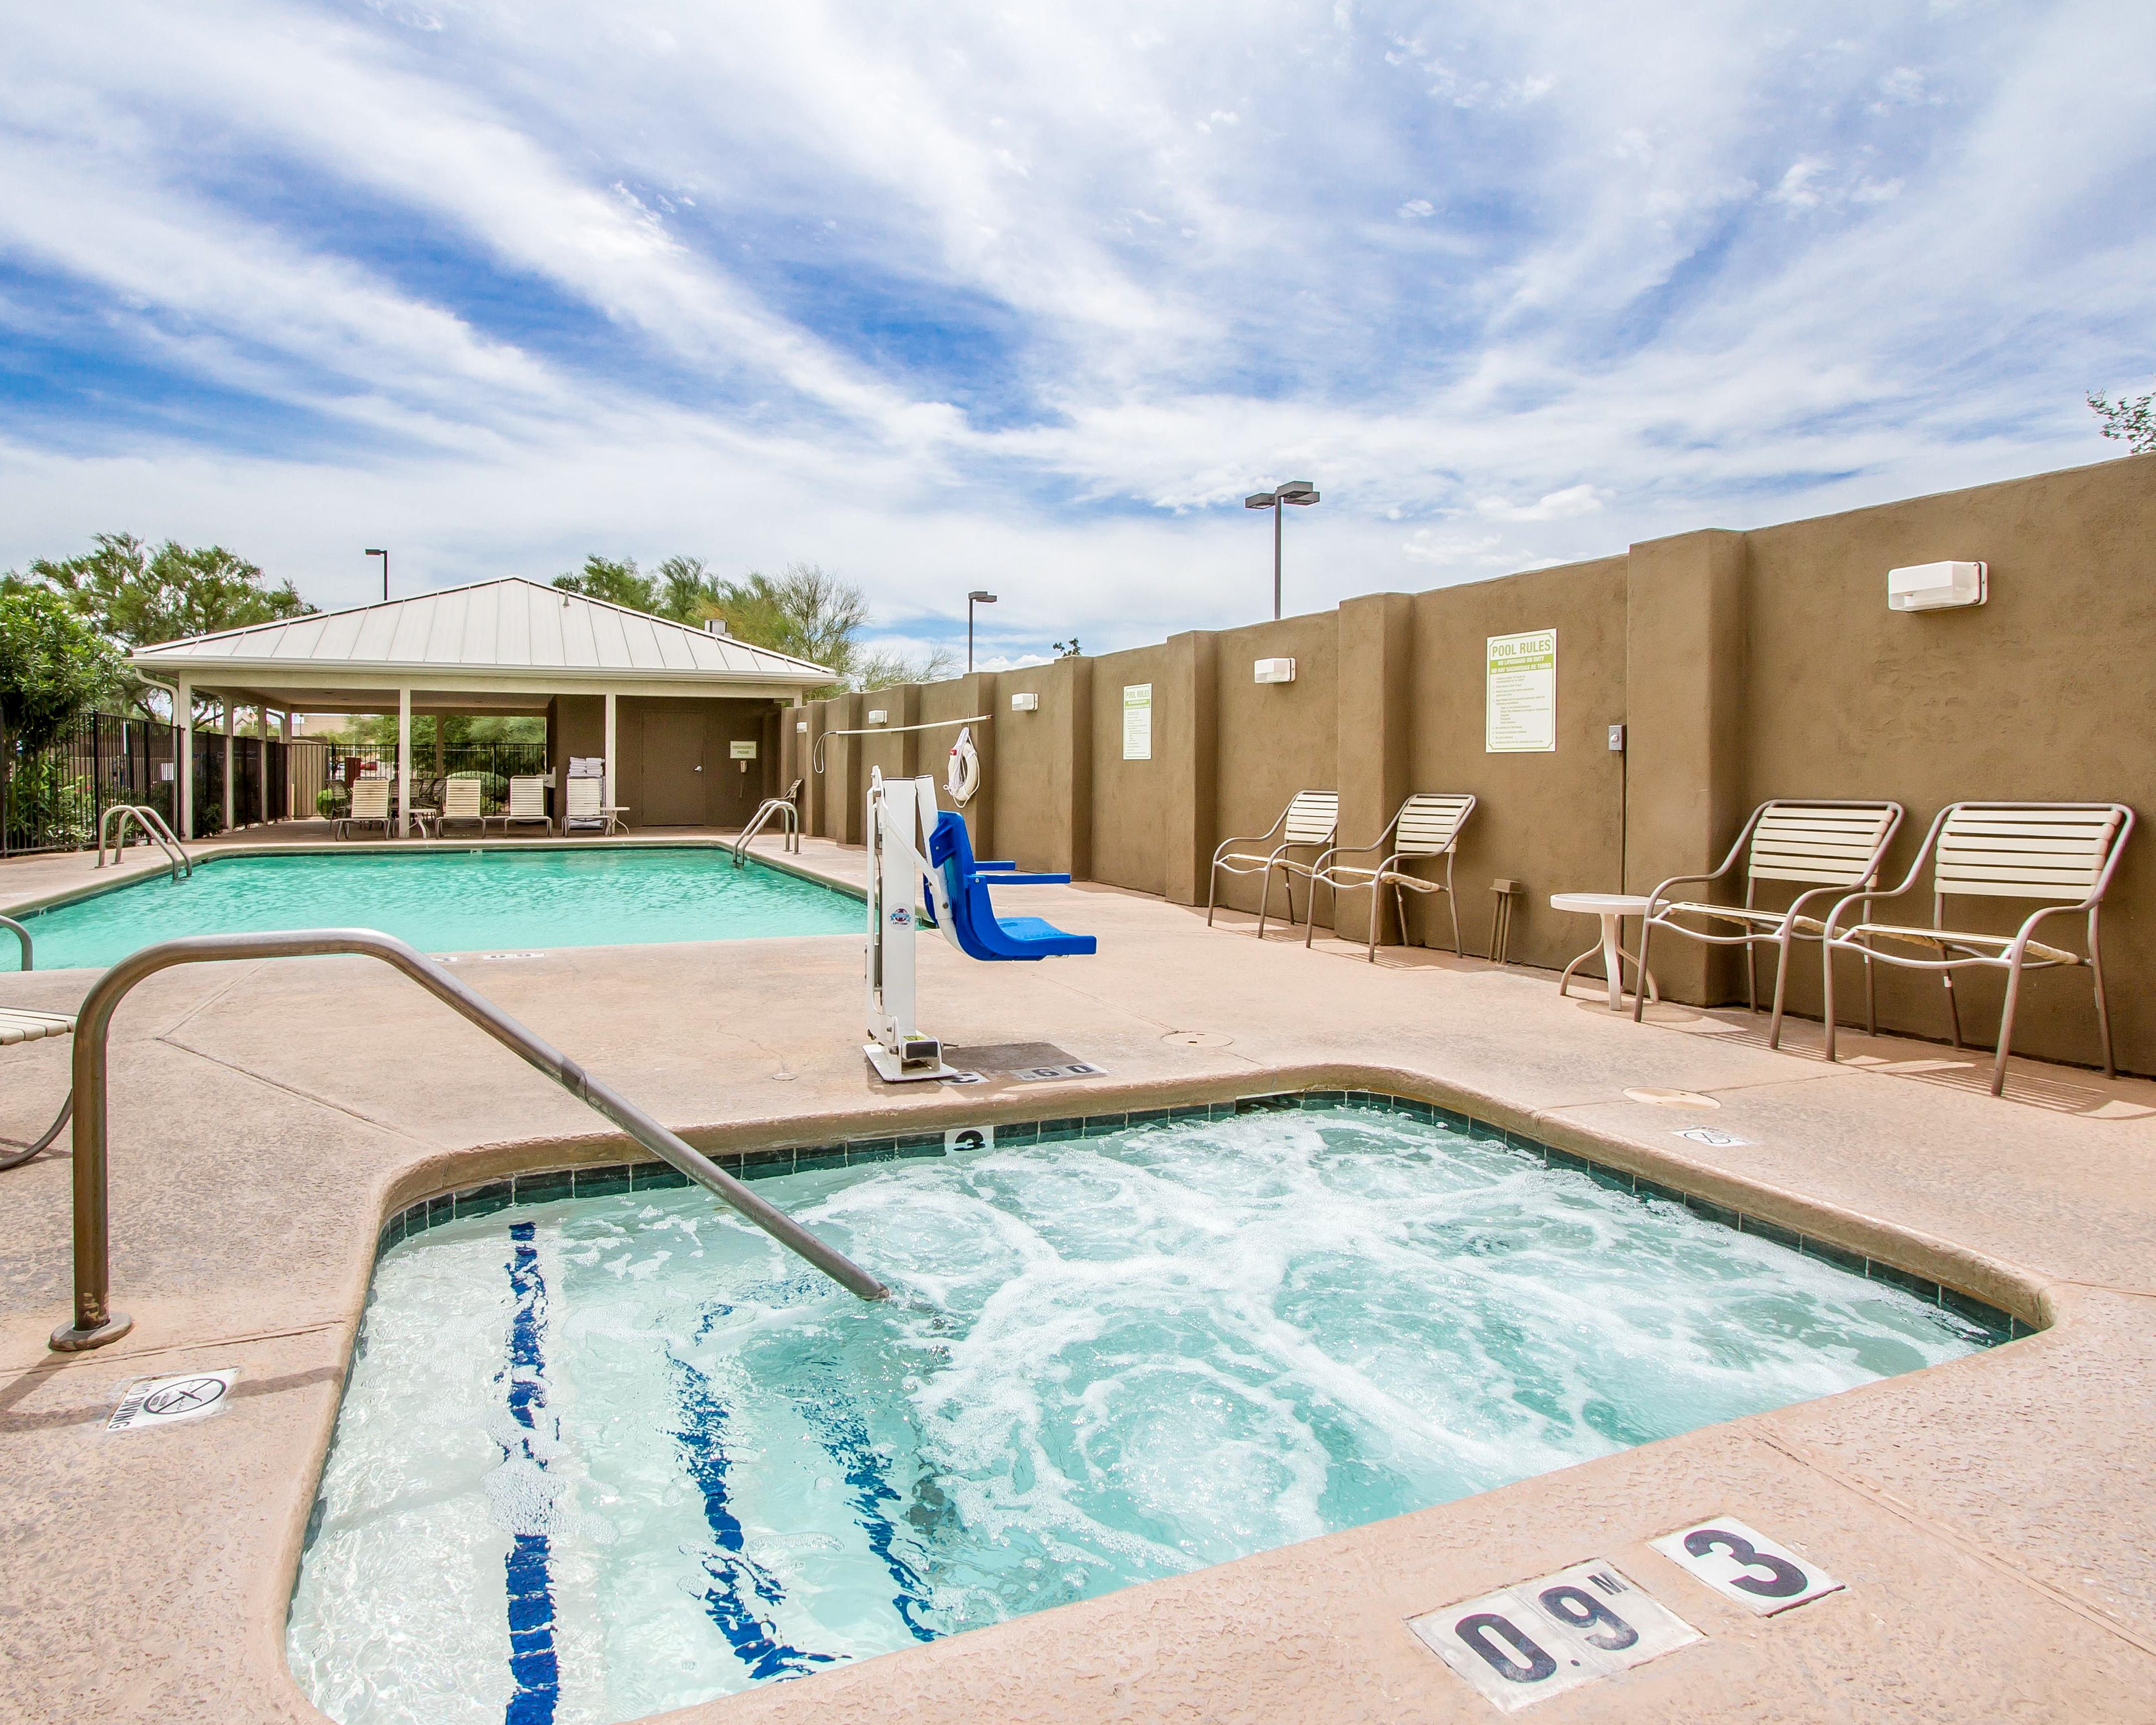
left=1820, top=801, right=2135, bottom=1096
left=1, top=914, right=72, bottom=1170
left=1304, top=794, right=1477, bottom=961
left=1206, top=791, right=1339, bottom=939
left=1635, top=799, right=1904, bottom=1046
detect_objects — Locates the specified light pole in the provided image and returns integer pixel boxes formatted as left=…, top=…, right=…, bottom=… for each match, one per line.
left=366, top=548, right=389, bottom=602
left=1242, top=481, right=1319, bottom=620
left=967, top=590, right=997, bottom=673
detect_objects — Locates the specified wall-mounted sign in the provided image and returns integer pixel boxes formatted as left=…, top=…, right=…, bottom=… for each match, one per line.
left=1487, top=628, right=1557, bottom=753
left=729, top=740, right=758, bottom=760
left=1122, top=684, right=1153, bottom=761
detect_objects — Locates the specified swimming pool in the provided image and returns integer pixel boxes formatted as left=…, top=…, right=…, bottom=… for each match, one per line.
left=2, top=848, right=860, bottom=969
left=288, top=1100, right=2001, bottom=1725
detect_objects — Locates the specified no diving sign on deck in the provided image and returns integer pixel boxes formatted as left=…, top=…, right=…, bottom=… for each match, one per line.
left=107, top=1369, right=238, bottom=1434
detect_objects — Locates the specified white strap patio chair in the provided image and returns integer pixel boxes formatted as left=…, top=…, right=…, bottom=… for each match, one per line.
left=1820, top=802, right=2135, bottom=1095
left=1304, top=794, right=1477, bottom=961
left=336, top=777, right=392, bottom=841
left=1635, top=800, right=1904, bottom=1045
left=562, top=775, right=616, bottom=835
left=1207, top=790, right=1339, bottom=939
left=2, top=915, right=73, bottom=1170
left=437, top=775, right=487, bottom=835
left=488, top=776, right=553, bottom=836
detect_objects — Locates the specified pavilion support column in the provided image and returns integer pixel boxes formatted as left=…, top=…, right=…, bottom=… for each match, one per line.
left=398, top=686, right=413, bottom=838
left=258, top=705, right=271, bottom=827
left=603, top=691, right=618, bottom=819
left=176, top=680, right=193, bottom=840
left=222, top=701, right=235, bottom=835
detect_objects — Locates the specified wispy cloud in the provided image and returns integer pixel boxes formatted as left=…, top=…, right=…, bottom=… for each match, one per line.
left=0, top=0, right=2150, bottom=657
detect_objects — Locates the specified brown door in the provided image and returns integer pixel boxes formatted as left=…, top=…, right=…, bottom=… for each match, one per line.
left=642, top=707, right=708, bottom=825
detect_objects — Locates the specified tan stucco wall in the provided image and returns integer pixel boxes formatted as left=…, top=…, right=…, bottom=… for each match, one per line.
left=554, top=694, right=780, bottom=829
left=791, top=453, right=2156, bottom=1072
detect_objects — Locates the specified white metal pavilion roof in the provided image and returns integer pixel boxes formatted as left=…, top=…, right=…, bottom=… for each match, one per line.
left=129, top=577, right=835, bottom=711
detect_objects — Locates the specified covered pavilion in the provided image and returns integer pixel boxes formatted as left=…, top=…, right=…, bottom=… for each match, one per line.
left=129, top=577, right=834, bottom=835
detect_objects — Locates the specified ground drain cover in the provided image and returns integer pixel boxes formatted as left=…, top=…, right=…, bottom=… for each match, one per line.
left=1162, top=1031, right=1234, bottom=1048
left=1623, top=1087, right=1719, bottom=1110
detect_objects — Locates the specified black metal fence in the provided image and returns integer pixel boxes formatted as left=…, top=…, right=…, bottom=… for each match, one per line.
left=0, top=713, right=304, bottom=855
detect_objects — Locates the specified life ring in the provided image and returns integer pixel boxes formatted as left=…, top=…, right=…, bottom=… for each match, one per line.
left=946, top=726, right=981, bottom=807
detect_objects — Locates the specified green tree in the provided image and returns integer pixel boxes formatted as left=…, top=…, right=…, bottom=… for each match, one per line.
left=2089, top=382, right=2156, bottom=454
left=552, top=555, right=659, bottom=612
left=0, top=587, right=118, bottom=750
left=10, top=532, right=313, bottom=647
left=0, top=587, right=124, bottom=846
left=4, top=533, right=315, bottom=720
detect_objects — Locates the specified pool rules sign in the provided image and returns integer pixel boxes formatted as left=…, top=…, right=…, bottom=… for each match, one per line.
left=1486, top=629, right=1557, bottom=753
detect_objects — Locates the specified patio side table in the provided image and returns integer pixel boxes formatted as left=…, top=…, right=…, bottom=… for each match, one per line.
left=1550, top=891, right=1661, bottom=1012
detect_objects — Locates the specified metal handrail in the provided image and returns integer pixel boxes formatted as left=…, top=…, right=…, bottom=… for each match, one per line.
left=0, top=915, right=73, bottom=1170
left=2, top=913, right=29, bottom=971
left=731, top=798, right=801, bottom=866
left=48, top=928, right=887, bottom=1352
left=97, top=804, right=191, bottom=879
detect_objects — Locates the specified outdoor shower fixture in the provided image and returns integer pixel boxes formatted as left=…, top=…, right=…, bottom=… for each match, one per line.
left=1244, top=481, right=1320, bottom=620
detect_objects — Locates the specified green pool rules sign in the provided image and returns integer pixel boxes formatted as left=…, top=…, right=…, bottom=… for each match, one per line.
left=1486, top=628, right=1557, bottom=752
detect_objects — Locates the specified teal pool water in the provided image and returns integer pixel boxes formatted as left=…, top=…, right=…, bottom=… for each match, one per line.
left=287, top=1104, right=1998, bottom=1725
left=3, top=848, right=860, bottom=969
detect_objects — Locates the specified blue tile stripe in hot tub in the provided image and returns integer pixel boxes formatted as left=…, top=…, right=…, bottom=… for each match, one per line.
left=670, top=1354, right=837, bottom=1680
left=502, top=1221, right=560, bottom=1725
left=791, top=1378, right=938, bottom=1643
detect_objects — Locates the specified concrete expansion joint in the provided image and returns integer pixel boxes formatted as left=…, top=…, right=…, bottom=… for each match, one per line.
left=153, top=1032, right=432, bottom=1145
left=1748, top=1429, right=2156, bottom=1660
left=0, top=1317, right=347, bottom=1392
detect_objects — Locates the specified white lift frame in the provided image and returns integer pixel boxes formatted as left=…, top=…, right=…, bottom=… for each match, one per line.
left=863, top=770, right=964, bottom=1082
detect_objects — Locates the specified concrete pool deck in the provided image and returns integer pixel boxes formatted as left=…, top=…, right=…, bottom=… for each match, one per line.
left=2, top=831, right=2154, bottom=1722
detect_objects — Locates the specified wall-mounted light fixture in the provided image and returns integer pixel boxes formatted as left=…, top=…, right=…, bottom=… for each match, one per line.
left=1254, top=657, right=1297, bottom=684
left=1887, top=561, right=1986, bottom=611
left=1010, top=692, right=1040, bottom=711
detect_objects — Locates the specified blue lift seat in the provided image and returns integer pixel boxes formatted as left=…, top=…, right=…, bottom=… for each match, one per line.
left=927, top=812, right=1097, bottom=961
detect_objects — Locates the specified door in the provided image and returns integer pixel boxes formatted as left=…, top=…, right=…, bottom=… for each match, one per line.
left=641, top=707, right=708, bottom=825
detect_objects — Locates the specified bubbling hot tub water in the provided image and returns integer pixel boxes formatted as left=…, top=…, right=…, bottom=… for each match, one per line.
left=288, top=1103, right=1997, bottom=1725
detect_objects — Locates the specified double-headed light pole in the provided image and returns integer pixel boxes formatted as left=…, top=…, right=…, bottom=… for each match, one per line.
left=1243, top=481, right=1319, bottom=620
left=967, top=589, right=996, bottom=673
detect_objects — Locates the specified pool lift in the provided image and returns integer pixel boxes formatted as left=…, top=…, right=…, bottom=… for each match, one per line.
left=863, top=765, right=1096, bottom=1083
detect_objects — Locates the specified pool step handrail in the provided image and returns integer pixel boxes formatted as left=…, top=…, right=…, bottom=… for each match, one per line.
left=48, top=928, right=888, bottom=1352
left=96, top=804, right=192, bottom=880
left=2, top=913, right=30, bottom=972
left=732, top=786, right=802, bottom=865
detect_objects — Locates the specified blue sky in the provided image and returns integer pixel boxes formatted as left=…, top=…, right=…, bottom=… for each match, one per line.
left=1, top=0, right=2150, bottom=667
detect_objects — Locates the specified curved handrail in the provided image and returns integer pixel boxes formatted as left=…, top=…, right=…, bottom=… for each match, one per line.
left=134, top=804, right=193, bottom=877
left=731, top=798, right=801, bottom=866
left=97, top=804, right=191, bottom=880
left=49, top=928, right=887, bottom=1351
left=1, top=912, right=28, bottom=971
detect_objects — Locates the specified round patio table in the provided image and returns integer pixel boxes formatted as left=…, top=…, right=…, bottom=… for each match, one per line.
left=1550, top=891, right=1661, bottom=1012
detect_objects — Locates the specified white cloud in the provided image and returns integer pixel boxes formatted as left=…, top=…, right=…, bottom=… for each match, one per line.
left=0, top=0, right=2150, bottom=662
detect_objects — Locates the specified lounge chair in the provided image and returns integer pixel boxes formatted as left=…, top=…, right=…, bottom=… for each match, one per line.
left=488, top=776, right=553, bottom=837
left=1635, top=800, right=1904, bottom=1045
left=437, top=775, right=487, bottom=836
left=2, top=915, right=73, bottom=1170
left=562, top=776, right=613, bottom=835
left=1304, top=794, right=1477, bottom=961
left=1820, top=802, right=2135, bottom=1095
left=1207, top=790, right=1339, bottom=938
left=336, top=777, right=392, bottom=841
